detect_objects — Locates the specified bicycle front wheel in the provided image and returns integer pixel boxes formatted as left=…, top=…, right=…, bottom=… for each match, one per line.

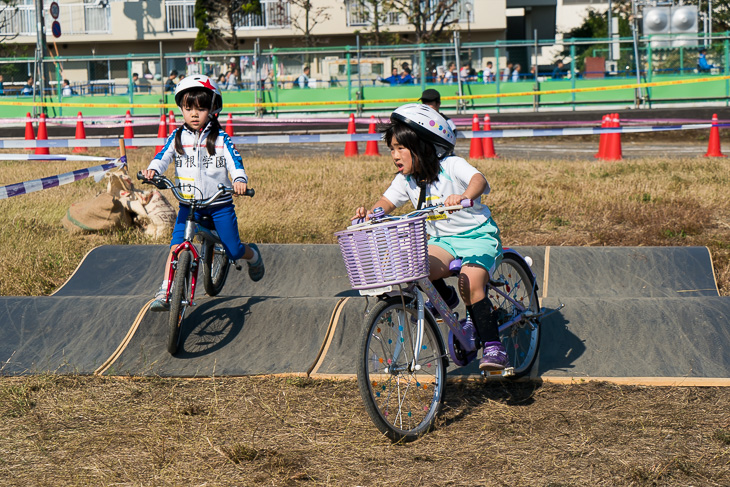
left=168, top=251, right=192, bottom=355
left=357, top=295, right=447, bottom=442
left=202, top=240, right=230, bottom=297
left=488, top=255, right=541, bottom=378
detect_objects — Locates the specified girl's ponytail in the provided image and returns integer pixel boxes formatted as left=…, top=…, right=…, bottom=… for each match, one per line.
left=206, top=117, right=222, bottom=155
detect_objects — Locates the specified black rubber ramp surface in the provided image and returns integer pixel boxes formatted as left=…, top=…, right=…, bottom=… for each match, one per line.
left=1, top=244, right=729, bottom=383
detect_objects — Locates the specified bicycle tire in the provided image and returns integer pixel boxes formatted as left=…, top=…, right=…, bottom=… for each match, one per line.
left=202, top=240, right=230, bottom=297
left=357, top=295, right=447, bottom=442
left=488, top=255, right=541, bottom=378
left=168, top=251, right=192, bottom=355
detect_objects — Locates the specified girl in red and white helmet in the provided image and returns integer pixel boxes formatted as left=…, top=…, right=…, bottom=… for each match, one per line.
left=352, top=103, right=507, bottom=371
left=142, top=74, right=264, bottom=311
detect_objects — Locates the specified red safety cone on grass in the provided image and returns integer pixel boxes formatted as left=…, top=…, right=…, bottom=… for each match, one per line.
left=225, top=113, right=234, bottom=137
left=469, top=113, right=484, bottom=159
left=482, top=114, right=497, bottom=158
left=705, top=113, right=726, bottom=157
left=35, top=113, right=49, bottom=155
left=123, top=110, right=138, bottom=149
left=155, top=114, right=167, bottom=152
left=595, top=114, right=609, bottom=158
left=365, top=115, right=380, bottom=156
left=168, top=110, right=177, bottom=135
left=73, top=112, right=88, bottom=153
left=344, top=113, right=359, bottom=157
left=603, top=113, right=622, bottom=161
left=24, top=112, right=35, bottom=151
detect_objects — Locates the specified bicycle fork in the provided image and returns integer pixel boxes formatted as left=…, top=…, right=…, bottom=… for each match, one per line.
left=166, top=241, right=200, bottom=307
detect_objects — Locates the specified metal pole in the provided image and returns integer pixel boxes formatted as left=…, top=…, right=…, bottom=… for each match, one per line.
left=608, top=0, right=613, bottom=61
left=631, top=0, right=643, bottom=107
left=34, top=0, right=47, bottom=113
left=454, top=31, right=464, bottom=113
left=356, top=35, right=362, bottom=116
left=159, top=41, right=165, bottom=117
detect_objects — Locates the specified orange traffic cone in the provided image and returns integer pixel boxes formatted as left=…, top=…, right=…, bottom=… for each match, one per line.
left=123, top=110, right=137, bottom=149
left=603, top=113, right=622, bottom=161
left=365, top=115, right=380, bottom=156
left=595, top=114, right=608, bottom=158
left=225, top=113, right=234, bottom=137
left=24, top=112, right=35, bottom=151
left=482, top=114, right=497, bottom=158
left=344, top=113, right=359, bottom=157
left=155, top=114, right=167, bottom=152
left=73, top=111, right=88, bottom=153
left=168, top=110, right=176, bottom=135
left=705, top=113, right=726, bottom=157
left=35, top=113, right=49, bottom=155
left=469, top=113, right=484, bottom=159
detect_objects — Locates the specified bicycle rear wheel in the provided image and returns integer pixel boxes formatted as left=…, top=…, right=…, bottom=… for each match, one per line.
left=202, top=240, right=230, bottom=297
left=488, top=255, right=541, bottom=378
left=168, top=251, right=192, bottom=355
left=357, top=295, right=447, bottom=442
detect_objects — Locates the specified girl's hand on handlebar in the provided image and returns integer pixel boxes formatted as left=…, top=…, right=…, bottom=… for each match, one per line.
left=141, top=169, right=157, bottom=180
left=444, top=194, right=470, bottom=212
left=352, top=206, right=368, bottom=222
left=232, top=180, right=248, bottom=196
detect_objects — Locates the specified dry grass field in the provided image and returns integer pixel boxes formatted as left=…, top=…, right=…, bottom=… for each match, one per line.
left=1, top=141, right=729, bottom=486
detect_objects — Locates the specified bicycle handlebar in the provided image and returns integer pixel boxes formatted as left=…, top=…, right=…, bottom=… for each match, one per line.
left=137, top=171, right=254, bottom=206
left=349, top=199, right=473, bottom=229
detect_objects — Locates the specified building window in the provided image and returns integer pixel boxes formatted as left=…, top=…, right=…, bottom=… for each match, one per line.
left=166, top=0, right=195, bottom=32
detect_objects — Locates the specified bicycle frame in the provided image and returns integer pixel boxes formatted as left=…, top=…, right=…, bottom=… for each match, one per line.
left=360, top=262, right=535, bottom=375
left=163, top=216, right=225, bottom=308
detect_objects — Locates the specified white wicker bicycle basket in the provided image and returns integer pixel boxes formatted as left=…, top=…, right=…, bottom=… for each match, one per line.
left=335, top=214, right=430, bottom=290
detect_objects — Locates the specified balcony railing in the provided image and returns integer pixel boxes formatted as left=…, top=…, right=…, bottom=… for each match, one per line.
left=166, top=0, right=290, bottom=32
left=0, top=2, right=110, bottom=36
left=345, top=0, right=472, bottom=27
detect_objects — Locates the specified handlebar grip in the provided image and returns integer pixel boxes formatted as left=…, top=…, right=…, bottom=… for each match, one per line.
left=460, top=199, right=474, bottom=208
left=244, top=188, right=255, bottom=197
left=136, top=171, right=145, bottom=181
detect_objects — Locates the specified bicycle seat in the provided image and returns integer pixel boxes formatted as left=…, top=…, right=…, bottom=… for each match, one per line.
left=450, top=258, right=505, bottom=287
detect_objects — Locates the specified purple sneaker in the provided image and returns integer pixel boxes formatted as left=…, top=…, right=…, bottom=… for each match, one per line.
left=479, top=341, right=509, bottom=371
left=425, top=285, right=459, bottom=319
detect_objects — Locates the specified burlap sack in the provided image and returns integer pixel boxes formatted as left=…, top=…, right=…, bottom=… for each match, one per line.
left=106, top=169, right=132, bottom=197
left=118, top=189, right=176, bottom=238
left=61, top=192, right=132, bottom=233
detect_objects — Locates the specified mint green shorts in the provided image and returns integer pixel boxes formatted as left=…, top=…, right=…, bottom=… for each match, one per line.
left=429, top=218, right=503, bottom=274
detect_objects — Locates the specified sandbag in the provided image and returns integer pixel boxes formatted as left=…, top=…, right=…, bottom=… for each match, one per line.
left=61, top=192, right=132, bottom=233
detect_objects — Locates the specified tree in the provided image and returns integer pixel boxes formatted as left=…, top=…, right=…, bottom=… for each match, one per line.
left=347, top=0, right=395, bottom=46
left=287, top=0, right=332, bottom=48
left=0, top=0, right=24, bottom=58
left=386, top=0, right=461, bottom=44
left=194, top=0, right=261, bottom=50
left=558, top=6, right=631, bottom=71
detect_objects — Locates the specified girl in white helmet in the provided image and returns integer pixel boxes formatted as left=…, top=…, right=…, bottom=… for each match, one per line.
left=352, top=103, right=506, bottom=371
left=142, top=74, right=264, bottom=311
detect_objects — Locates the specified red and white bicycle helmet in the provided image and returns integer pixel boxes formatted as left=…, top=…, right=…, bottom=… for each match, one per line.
left=390, top=103, right=455, bottom=158
left=174, top=74, right=222, bottom=117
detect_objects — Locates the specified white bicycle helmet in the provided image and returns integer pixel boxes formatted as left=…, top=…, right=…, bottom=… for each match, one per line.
left=173, top=74, right=222, bottom=117
left=390, top=103, right=455, bottom=158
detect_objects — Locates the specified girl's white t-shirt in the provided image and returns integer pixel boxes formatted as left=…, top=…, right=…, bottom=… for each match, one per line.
left=382, top=155, right=492, bottom=237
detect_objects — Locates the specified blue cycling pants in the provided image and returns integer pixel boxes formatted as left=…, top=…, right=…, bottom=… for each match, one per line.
left=170, top=203, right=247, bottom=260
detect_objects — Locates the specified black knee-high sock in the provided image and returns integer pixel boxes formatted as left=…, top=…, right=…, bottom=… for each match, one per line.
left=466, top=298, right=500, bottom=344
left=432, top=278, right=453, bottom=301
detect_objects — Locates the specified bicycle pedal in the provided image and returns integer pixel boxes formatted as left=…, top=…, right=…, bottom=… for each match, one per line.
left=233, top=262, right=242, bottom=271
left=482, top=367, right=515, bottom=379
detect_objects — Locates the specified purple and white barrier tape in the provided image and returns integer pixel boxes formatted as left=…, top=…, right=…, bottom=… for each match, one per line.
left=2, top=122, right=726, bottom=149
left=0, top=157, right=126, bottom=200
